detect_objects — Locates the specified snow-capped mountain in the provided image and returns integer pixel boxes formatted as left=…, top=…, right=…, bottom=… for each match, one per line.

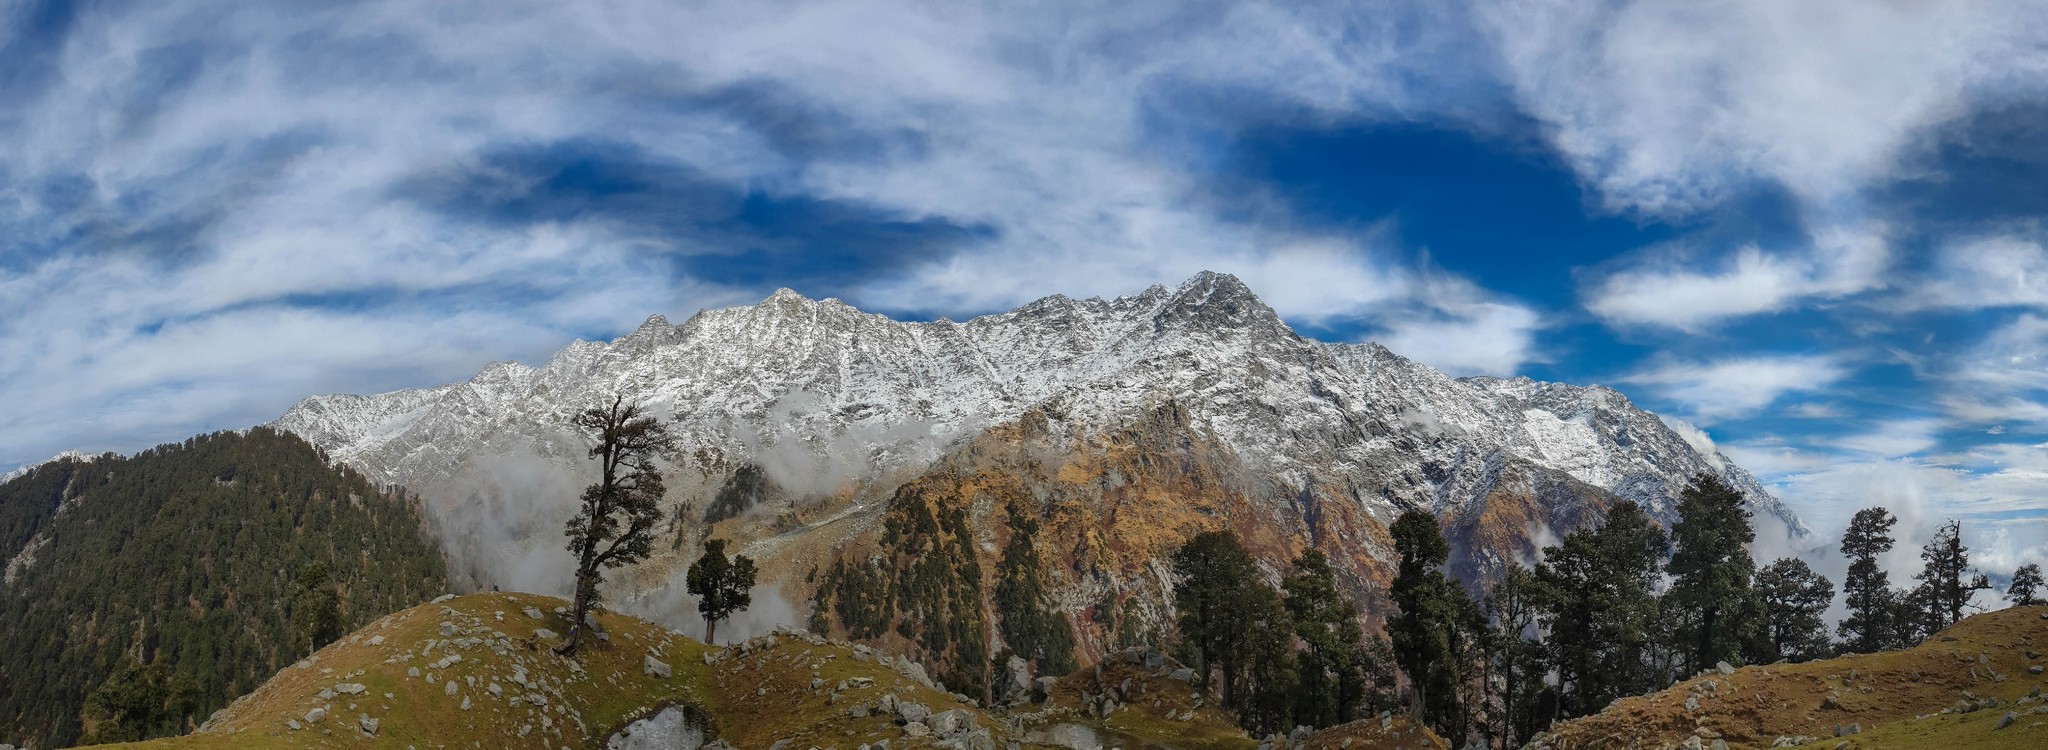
left=274, top=271, right=1807, bottom=616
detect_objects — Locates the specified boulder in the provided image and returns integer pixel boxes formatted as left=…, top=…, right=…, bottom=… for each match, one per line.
left=643, top=655, right=672, bottom=679
left=303, top=706, right=328, bottom=724
left=358, top=715, right=380, bottom=735
left=1168, top=668, right=1195, bottom=682
left=903, top=721, right=931, bottom=737
left=1715, top=661, right=1735, bottom=676
left=335, top=683, right=367, bottom=695
left=440, top=622, right=458, bottom=637
left=896, top=701, right=931, bottom=724
left=929, top=708, right=975, bottom=736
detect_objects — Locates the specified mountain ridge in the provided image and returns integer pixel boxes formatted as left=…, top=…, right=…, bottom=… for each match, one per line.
left=269, top=271, right=1808, bottom=637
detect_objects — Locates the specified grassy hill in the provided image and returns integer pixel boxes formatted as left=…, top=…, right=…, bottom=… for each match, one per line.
left=95, top=592, right=1447, bottom=750
left=1529, top=604, right=2048, bottom=749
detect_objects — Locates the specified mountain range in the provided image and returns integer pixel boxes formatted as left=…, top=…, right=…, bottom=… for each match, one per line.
left=269, top=272, right=1807, bottom=659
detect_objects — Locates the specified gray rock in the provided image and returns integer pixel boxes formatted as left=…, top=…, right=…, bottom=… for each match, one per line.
left=440, top=622, right=458, bottom=637
left=523, top=607, right=543, bottom=619
left=304, top=707, right=328, bottom=723
left=930, top=708, right=975, bottom=736
left=643, top=655, right=672, bottom=679
left=535, top=628, right=558, bottom=640
left=444, top=680, right=458, bottom=695
left=1998, top=711, right=2018, bottom=730
left=358, top=714, right=380, bottom=735
left=335, top=683, right=366, bottom=695
left=1716, top=661, right=1735, bottom=676
left=769, top=740, right=793, bottom=750
left=896, top=701, right=930, bottom=724
left=431, top=594, right=455, bottom=603
left=903, top=721, right=931, bottom=737
left=286, top=719, right=302, bottom=731
left=1168, top=668, right=1195, bottom=682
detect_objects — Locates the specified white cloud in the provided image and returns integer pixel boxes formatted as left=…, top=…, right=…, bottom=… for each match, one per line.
left=1620, top=354, right=1850, bottom=422
left=1917, top=235, right=2048, bottom=311
left=1834, top=418, right=1945, bottom=459
left=1476, top=0, right=2048, bottom=217
left=1582, top=225, right=1889, bottom=331
left=1655, top=415, right=1724, bottom=470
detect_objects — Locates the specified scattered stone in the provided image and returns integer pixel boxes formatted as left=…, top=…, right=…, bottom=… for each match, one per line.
left=896, top=701, right=930, bottom=724
left=335, top=683, right=366, bottom=695
left=769, top=740, right=792, bottom=750
left=440, top=622, right=458, bottom=637
left=358, top=715, right=380, bottom=735
left=431, top=594, right=455, bottom=604
left=367, top=635, right=385, bottom=646
left=304, top=707, right=328, bottom=724
left=903, top=722, right=931, bottom=738
left=318, top=688, right=337, bottom=700
left=536, top=628, right=558, bottom=640
left=1168, top=668, right=1195, bottom=682
left=444, top=680, right=458, bottom=696
left=1686, top=695, right=1700, bottom=712
left=1716, top=661, right=1735, bottom=676
left=460, top=696, right=471, bottom=711
left=643, top=655, right=672, bottom=679
left=286, top=719, right=302, bottom=731
left=2031, top=665, right=2044, bottom=675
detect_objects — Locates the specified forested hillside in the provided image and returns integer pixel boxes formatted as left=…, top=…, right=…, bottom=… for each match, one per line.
left=0, top=428, right=446, bottom=748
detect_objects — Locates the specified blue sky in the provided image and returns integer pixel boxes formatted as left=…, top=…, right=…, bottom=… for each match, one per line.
left=3, top=0, right=2047, bottom=575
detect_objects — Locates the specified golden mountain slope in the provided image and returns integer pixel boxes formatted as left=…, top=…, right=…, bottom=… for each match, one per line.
left=91, top=593, right=1442, bottom=750
left=1529, top=605, right=2048, bottom=750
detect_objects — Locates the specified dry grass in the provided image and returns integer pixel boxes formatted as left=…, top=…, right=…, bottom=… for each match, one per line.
left=1537, top=605, right=2048, bottom=749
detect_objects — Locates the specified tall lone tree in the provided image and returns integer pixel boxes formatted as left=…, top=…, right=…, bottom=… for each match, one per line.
left=2008, top=563, right=2045, bottom=607
left=1837, top=507, right=1899, bottom=653
left=559, top=396, right=675, bottom=656
left=686, top=538, right=758, bottom=645
left=1750, top=557, right=1835, bottom=663
left=1911, top=519, right=1991, bottom=633
left=1388, top=509, right=1481, bottom=742
left=1664, top=474, right=1756, bottom=673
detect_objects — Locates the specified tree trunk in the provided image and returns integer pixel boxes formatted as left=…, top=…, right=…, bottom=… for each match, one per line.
left=557, top=563, right=597, bottom=656
left=705, top=617, right=718, bottom=646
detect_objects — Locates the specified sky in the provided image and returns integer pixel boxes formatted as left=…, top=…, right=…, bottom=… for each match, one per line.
left=2, top=0, right=2047, bottom=578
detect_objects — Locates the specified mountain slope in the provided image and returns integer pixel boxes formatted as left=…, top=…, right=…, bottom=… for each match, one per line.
left=1527, top=604, right=2048, bottom=749
left=101, top=592, right=1445, bottom=750
left=270, top=272, right=1806, bottom=657
left=0, top=429, right=446, bottom=749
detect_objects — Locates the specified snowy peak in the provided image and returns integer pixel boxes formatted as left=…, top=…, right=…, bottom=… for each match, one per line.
left=274, top=271, right=1808, bottom=551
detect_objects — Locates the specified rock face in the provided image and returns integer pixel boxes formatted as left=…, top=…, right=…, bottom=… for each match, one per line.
left=274, top=272, right=1805, bottom=645
left=605, top=706, right=704, bottom=750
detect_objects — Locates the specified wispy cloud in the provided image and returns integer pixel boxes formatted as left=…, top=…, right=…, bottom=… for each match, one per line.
left=1620, top=354, right=1851, bottom=422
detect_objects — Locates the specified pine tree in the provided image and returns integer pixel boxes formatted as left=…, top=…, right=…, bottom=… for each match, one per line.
left=1663, top=474, right=1755, bottom=674
left=1750, top=557, right=1834, bottom=663
left=686, top=538, right=758, bottom=645
left=1837, top=507, right=1898, bottom=653
left=2008, top=563, right=2045, bottom=607
left=1911, top=520, right=1991, bottom=633
left=559, top=396, right=675, bottom=657
left=1389, top=509, right=1481, bottom=742
left=290, top=562, right=342, bottom=658
left=1284, top=549, right=1366, bottom=728
left=993, top=500, right=1077, bottom=676
left=1170, top=530, right=1296, bottom=734
left=1534, top=500, right=1668, bottom=719
left=1171, top=531, right=1261, bottom=706
left=1483, top=563, right=1547, bottom=750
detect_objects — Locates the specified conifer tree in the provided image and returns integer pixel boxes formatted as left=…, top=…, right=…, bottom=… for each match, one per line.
left=1389, top=509, right=1482, bottom=742
left=560, top=396, right=675, bottom=656
left=686, top=538, right=757, bottom=645
left=290, top=562, right=342, bottom=658
left=1534, top=500, right=1667, bottom=718
left=1663, top=474, right=1755, bottom=673
left=1837, top=507, right=1898, bottom=653
left=1170, top=530, right=1296, bottom=734
left=2008, top=563, right=2045, bottom=607
left=1484, top=563, right=1547, bottom=750
left=1284, top=549, right=1366, bottom=728
left=1750, top=557, right=1834, bottom=663
left=1911, top=520, right=1991, bottom=633
left=1171, top=531, right=1261, bottom=706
